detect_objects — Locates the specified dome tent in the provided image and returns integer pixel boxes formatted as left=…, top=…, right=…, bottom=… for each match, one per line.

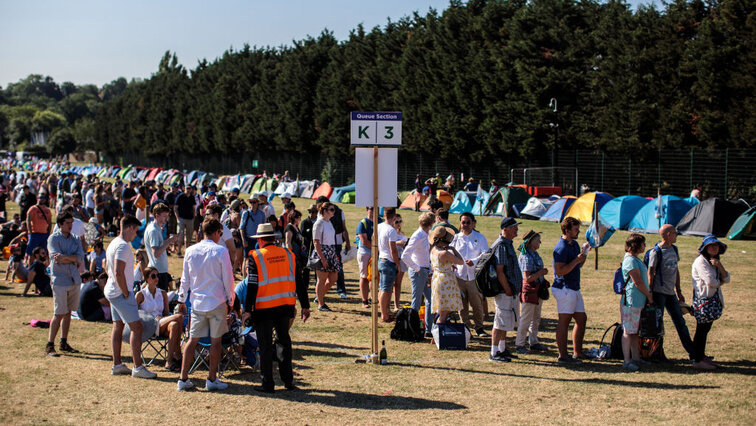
left=598, top=195, right=650, bottom=230
left=519, top=197, right=555, bottom=219
left=565, top=192, right=614, bottom=223
left=540, top=196, right=577, bottom=222
left=676, top=198, right=749, bottom=237
left=449, top=191, right=475, bottom=214
left=727, top=206, right=756, bottom=240
left=628, top=195, right=697, bottom=234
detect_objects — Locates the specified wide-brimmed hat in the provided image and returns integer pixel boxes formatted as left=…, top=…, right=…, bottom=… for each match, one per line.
left=429, top=226, right=455, bottom=245
left=251, top=223, right=276, bottom=239
left=698, top=234, right=727, bottom=255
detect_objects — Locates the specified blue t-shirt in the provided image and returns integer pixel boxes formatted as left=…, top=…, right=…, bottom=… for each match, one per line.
left=621, top=253, right=648, bottom=308
left=235, top=277, right=248, bottom=308
left=552, top=238, right=581, bottom=291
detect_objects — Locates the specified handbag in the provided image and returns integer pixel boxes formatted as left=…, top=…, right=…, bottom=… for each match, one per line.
left=538, top=279, right=550, bottom=300
left=306, top=250, right=320, bottom=269
left=692, top=290, right=723, bottom=323
left=639, top=305, right=664, bottom=338
left=431, top=318, right=471, bottom=350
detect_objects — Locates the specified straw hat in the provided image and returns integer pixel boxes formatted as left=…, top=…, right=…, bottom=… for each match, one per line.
left=429, top=226, right=455, bottom=246
left=251, top=223, right=276, bottom=239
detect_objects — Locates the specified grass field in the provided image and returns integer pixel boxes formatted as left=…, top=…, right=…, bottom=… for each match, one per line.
left=1, top=196, right=754, bottom=424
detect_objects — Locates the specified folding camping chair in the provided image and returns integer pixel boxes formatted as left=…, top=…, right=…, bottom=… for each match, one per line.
left=141, top=334, right=170, bottom=367
left=188, top=334, right=242, bottom=378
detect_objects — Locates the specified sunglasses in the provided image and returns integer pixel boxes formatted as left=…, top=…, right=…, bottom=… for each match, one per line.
left=327, top=207, right=335, bottom=212
left=149, top=274, right=158, bottom=278
left=395, top=220, right=402, bottom=224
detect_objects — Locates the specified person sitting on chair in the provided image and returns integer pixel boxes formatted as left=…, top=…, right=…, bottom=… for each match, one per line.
left=136, top=266, right=184, bottom=372
left=21, top=246, right=51, bottom=297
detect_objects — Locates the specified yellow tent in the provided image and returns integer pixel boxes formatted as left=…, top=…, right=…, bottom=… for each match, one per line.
left=565, top=192, right=614, bottom=223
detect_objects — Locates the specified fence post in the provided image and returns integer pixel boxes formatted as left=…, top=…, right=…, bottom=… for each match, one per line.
left=724, top=148, right=729, bottom=198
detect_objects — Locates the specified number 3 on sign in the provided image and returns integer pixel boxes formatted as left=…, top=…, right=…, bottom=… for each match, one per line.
left=377, top=123, right=400, bottom=145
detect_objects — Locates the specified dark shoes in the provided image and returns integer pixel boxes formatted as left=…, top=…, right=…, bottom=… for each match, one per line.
left=285, top=383, right=299, bottom=391
left=45, top=342, right=59, bottom=357
left=489, top=351, right=511, bottom=363
left=59, top=342, right=79, bottom=353
left=254, top=386, right=275, bottom=394
left=318, top=304, right=332, bottom=312
left=476, top=328, right=490, bottom=338
left=502, top=349, right=518, bottom=359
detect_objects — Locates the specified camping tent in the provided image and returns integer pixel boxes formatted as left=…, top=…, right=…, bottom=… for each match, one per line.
left=399, top=190, right=426, bottom=210
left=330, top=183, right=356, bottom=203
left=449, top=191, right=475, bottom=214
left=540, top=196, right=577, bottom=222
left=676, top=198, right=749, bottom=237
left=483, top=186, right=531, bottom=217
left=300, top=180, right=318, bottom=199
left=598, top=195, right=650, bottom=230
left=420, top=190, right=453, bottom=211
left=565, top=192, right=614, bottom=223
left=471, top=191, right=490, bottom=216
left=312, top=182, right=333, bottom=200
left=628, top=195, right=697, bottom=234
left=727, top=206, right=756, bottom=240
left=341, top=191, right=356, bottom=204
left=519, top=197, right=554, bottom=220
left=250, top=176, right=267, bottom=194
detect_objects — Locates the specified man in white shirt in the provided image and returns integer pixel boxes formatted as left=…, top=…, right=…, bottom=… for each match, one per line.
left=450, top=212, right=489, bottom=337
left=401, top=212, right=436, bottom=335
left=144, top=203, right=178, bottom=291
left=377, top=207, right=400, bottom=322
left=177, top=218, right=235, bottom=392
left=85, top=182, right=96, bottom=217
left=203, top=204, right=236, bottom=262
left=104, top=215, right=157, bottom=379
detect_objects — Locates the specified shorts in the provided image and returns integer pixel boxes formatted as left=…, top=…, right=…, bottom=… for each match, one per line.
left=378, top=259, right=398, bottom=293
left=621, top=305, right=642, bottom=334
left=53, top=285, right=80, bottom=315
left=27, top=233, right=49, bottom=256
left=177, top=218, right=194, bottom=239
left=493, top=293, right=519, bottom=331
left=108, top=293, right=140, bottom=324
left=167, top=213, right=178, bottom=235
left=314, top=245, right=342, bottom=273
left=357, top=251, right=371, bottom=279
left=157, top=272, right=172, bottom=291
left=190, top=303, right=229, bottom=339
left=552, top=286, right=585, bottom=315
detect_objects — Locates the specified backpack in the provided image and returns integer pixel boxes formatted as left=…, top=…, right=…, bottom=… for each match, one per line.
left=474, top=239, right=504, bottom=297
left=390, top=308, right=425, bottom=342
left=643, top=243, right=678, bottom=288
left=612, top=265, right=630, bottom=295
left=597, top=322, right=624, bottom=360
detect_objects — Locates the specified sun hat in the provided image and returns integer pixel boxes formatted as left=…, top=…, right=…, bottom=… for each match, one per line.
left=500, top=217, right=521, bottom=229
left=251, top=223, right=276, bottom=239
left=428, top=226, right=455, bottom=246
left=698, top=233, right=727, bottom=255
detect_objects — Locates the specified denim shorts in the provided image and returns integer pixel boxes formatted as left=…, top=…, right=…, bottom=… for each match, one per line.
left=108, top=293, right=140, bottom=324
left=378, top=259, right=398, bottom=293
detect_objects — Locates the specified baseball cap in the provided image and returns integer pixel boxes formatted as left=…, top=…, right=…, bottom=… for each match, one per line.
left=500, top=217, right=521, bottom=229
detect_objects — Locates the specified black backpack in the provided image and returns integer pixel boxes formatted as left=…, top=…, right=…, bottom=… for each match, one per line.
left=390, top=308, right=425, bottom=342
left=474, top=239, right=504, bottom=297
left=599, top=322, right=625, bottom=360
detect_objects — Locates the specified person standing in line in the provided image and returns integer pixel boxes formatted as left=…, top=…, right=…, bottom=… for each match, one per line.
left=315, top=196, right=350, bottom=299
left=174, top=184, right=196, bottom=256
left=489, top=217, right=522, bottom=363
left=44, top=212, right=85, bottom=357
left=552, top=217, right=588, bottom=364
left=392, top=213, right=409, bottom=310
left=620, top=233, right=653, bottom=371
left=648, top=224, right=694, bottom=361
left=376, top=207, right=401, bottom=322
left=515, top=230, right=549, bottom=354
left=312, top=202, right=342, bottom=312
left=176, top=218, right=235, bottom=391
left=690, top=234, right=730, bottom=371
left=356, top=207, right=380, bottom=308
left=299, top=204, right=318, bottom=290
left=103, top=215, right=157, bottom=378
left=26, top=194, right=52, bottom=259
left=144, top=203, right=178, bottom=291
left=401, top=212, right=435, bottom=336
left=243, top=223, right=310, bottom=393
left=450, top=212, right=489, bottom=338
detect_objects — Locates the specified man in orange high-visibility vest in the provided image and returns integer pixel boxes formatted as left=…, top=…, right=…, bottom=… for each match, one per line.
left=242, top=223, right=310, bottom=393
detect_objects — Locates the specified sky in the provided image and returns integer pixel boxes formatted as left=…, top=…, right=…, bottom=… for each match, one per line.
left=0, top=0, right=655, bottom=89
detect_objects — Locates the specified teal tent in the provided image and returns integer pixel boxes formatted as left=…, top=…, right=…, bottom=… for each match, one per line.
left=727, top=206, right=756, bottom=240
left=449, top=191, right=475, bottom=214
left=628, top=195, right=697, bottom=234
left=471, top=191, right=490, bottom=216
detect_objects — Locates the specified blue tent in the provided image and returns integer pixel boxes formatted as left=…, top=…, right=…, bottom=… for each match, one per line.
left=330, top=183, right=356, bottom=203
left=628, top=195, right=698, bottom=234
left=449, top=191, right=475, bottom=214
left=471, top=191, right=490, bottom=216
left=540, top=196, right=577, bottom=222
left=598, top=195, right=651, bottom=230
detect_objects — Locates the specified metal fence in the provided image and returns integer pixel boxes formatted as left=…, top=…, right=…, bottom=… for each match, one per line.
left=112, top=148, right=755, bottom=203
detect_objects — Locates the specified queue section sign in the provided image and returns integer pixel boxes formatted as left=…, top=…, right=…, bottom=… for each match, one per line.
left=350, top=111, right=402, bottom=146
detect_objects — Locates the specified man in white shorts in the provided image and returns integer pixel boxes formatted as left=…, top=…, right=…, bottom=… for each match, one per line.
left=489, top=217, right=522, bottom=363
left=177, top=218, right=234, bottom=391
left=355, top=207, right=380, bottom=308
left=552, top=217, right=588, bottom=364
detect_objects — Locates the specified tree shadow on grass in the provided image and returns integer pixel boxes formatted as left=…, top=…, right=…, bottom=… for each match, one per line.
left=389, top=361, right=720, bottom=390
left=217, top=383, right=469, bottom=410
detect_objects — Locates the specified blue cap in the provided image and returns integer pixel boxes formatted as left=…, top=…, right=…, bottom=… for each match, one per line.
left=207, top=191, right=216, bottom=196
left=698, top=234, right=727, bottom=255
left=500, top=217, right=521, bottom=229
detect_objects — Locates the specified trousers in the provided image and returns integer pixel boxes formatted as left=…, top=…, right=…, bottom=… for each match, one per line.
left=255, top=315, right=293, bottom=390
left=457, top=278, right=484, bottom=330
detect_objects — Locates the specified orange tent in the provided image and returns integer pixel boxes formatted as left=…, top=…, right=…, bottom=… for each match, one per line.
left=420, top=190, right=453, bottom=211
left=312, top=182, right=333, bottom=200
left=399, top=190, right=427, bottom=210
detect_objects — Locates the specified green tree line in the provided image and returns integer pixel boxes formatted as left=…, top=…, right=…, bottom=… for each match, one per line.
left=5, top=0, right=754, bottom=164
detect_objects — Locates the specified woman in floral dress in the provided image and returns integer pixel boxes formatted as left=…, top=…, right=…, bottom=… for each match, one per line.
left=429, top=226, right=464, bottom=323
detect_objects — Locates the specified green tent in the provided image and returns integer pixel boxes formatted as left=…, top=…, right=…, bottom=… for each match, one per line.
left=727, top=206, right=756, bottom=240
left=483, top=186, right=531, bottom=217
left=341, top=191, right=356, bottom=204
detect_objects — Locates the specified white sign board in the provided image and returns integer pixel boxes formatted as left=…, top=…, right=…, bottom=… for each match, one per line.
left=355, top=148, right=398, bottom=207
left=350, top=112, right=402, bottom=146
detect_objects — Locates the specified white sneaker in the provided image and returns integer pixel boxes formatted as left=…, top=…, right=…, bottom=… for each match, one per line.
left=111, top=363, right=131, bottom=375
left=177, top=379, right=195, bottom=391
left=205, top=378, right=228, bottom=391
left=132, top=365, right=157, bottom=379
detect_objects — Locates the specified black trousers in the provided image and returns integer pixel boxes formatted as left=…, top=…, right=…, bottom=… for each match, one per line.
left=255, top=315, right=293, bottom=390
left=693, top=321, right=714, bottom=362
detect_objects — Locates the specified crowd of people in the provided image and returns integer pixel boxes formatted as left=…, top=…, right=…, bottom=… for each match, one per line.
left=1, top=161, right=733, bottom=395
